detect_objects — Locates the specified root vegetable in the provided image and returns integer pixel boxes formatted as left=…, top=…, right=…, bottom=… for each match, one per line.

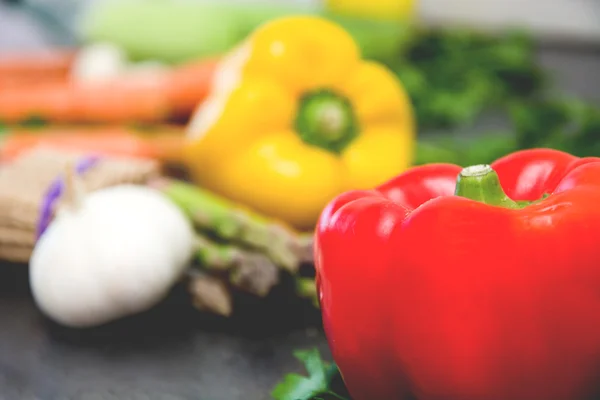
left=0, top=125, right=186, bottom=164
left=0, top=58, right=217, bottom=125
left=29, top=171, right=195, bottom=328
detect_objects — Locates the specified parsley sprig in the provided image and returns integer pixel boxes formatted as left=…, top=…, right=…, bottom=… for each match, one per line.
left=272, top=349, right=348, bottom=400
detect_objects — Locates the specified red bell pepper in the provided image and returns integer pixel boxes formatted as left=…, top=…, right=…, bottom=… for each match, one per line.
left=315, top=148, right=600, bottom=400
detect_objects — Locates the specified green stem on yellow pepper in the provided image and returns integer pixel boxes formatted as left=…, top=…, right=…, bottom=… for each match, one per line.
left=295, top=89, right=359, bottom=154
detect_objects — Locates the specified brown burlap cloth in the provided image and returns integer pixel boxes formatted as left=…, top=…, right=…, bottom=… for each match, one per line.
left=0, top=148, right=160, bottom=263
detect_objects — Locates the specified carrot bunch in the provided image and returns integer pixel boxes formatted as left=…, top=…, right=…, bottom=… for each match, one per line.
left=0, top=54, right=218, bottom=125
left=0, top=47, right=220, bottom=163
left=0, top=50, right=75, bottom=90
left=0, top=125, right=188, bottom=164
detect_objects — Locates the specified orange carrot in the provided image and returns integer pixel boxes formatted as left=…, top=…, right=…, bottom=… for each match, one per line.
left=0, top=125, right=187, bottom=163
left=0, top=74, right=69, bottom=91
left=0, top=58, right=219, bottom=125
left=0, top=50, right=74, bottom=90
left=0, top=49, right=75, bottom=81
left=166, top=58, right=219, bottom=118
left=0, top=80, right=170, bottom=124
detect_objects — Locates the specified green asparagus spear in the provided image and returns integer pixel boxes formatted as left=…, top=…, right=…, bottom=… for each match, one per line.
left=188, top=272, right=233, bottom=317
left=296, top=277, right=319, bottom=309
left=194, top=232, right=281, bottom=297
left=152, top=178, right=247, bottom=238
left=194, top=235, right=245, bottom=271
left=154, top=178, right=309, bottom=272
left=229, top=256, right=280, bottom=297
left=294, top=233, right=315, bottom=265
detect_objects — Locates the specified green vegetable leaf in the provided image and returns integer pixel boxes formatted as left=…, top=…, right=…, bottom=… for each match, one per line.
left=509, top=98, right=600, bottom=157
left=272, top=349, right=348, bottom=400
left=388, top=27, right=544, bottom=130
left=415, top=133, right=518, bottom=166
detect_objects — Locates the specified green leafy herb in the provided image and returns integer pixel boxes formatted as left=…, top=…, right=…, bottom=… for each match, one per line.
left=510, top=98, right=600, bottom=156
left=392, top=27, right=600, bottom=166
left=415, top=132, right=518, bottom=166
left=415, top=98, right=600, bottom=166
left=389, top=28, right=545, bottom=130
left=272, top=349, right=348, bottom=400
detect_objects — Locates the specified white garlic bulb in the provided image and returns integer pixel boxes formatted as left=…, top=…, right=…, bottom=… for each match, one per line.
left=30, top=182, right=195, bottom=328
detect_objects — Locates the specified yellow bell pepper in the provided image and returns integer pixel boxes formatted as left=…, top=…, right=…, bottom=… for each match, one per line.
left=184, top=16, right=415, bottom=230
left=324, top=0, right=416, bottom=21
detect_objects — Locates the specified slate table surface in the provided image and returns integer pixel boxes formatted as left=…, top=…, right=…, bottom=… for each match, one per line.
left=0, top=45, right=598, bottom=400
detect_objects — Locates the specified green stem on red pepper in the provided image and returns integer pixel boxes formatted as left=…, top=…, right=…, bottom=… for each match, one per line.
left=455, top=164, right=550, bottom=208
left=454, top=164, right=522, bottom=209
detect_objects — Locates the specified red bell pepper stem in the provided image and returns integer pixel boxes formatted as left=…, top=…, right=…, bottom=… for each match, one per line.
left=455, top=164, right=521, bottom=208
